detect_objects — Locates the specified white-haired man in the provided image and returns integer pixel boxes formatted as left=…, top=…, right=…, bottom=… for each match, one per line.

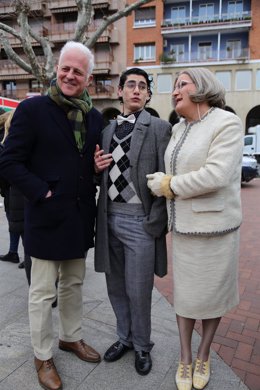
left=0, top=41, right=103, bottom=390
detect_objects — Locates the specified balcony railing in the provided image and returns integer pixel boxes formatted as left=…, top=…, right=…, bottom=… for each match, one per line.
left=48, top=0, right=77, bottom=9
left=160, top=48, right=250, bottom=65
left=0, top=88, right=42, bottom=100
left=87, top=84, right=114, bottom=98
left=46, top=20, right=112, bottom=42
left=0, top=1, right=46, bottom=15
left=162, top=11, right=251, bottom=29
left=0, top=59, right=28, bottom=76
left=48, top=0, right=117, bottom=8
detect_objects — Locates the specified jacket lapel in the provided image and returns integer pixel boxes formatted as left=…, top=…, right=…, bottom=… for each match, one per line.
left=129, top=110, right=151, bottom=199
left=102, top=120, right=117, bottom=153
left=130, top=110, right=151, bottom=167
left=47, top=99, right=78, bottom=149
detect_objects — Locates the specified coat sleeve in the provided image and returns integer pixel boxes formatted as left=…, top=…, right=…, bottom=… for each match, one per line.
left=0, top=101, right=50, bottom=203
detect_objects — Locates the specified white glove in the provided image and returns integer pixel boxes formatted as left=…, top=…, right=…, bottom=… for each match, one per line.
left=146, top=172, right=166, bottom=197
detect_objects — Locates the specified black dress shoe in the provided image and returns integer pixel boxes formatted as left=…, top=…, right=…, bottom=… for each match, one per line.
left=0, top=252, right=19, bottom=263
left=18, top=261, right=25, bottom=269
left=135, top=351, right=152, bottom=376
left=104, top=341, right=131, bottom=362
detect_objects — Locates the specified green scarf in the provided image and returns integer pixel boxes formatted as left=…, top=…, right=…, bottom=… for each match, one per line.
left=48, top=79, right=93, bottom=151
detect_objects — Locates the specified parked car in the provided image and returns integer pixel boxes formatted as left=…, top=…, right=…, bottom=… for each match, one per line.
left=241, top=155, right=258, bottom=183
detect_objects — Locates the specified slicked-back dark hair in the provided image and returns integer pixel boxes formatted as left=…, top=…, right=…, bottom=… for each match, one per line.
left=118, top=68, right=152, bottom=104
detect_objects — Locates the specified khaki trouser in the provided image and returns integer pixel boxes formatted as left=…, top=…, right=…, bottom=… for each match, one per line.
left=29, top=257, right=86, bottom=360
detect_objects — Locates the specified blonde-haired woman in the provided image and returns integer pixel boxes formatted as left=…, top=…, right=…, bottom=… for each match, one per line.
left=147, top=67, right=243, bottom=390
left=0, top=110, right=24, bottom=265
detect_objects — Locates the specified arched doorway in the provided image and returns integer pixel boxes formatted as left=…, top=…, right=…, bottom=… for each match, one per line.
left=145, top=107, right=160, bottom=118
left=225, top=105, right=236, bottom=114
left=245, top=106, right=260, bottom=134
left=169, top=110, right=180, bottom=126
left=102, top=107, right=121, bottom=127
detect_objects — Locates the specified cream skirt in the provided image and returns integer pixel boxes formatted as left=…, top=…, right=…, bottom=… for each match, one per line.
left=172, top=229, right=240, bottom=319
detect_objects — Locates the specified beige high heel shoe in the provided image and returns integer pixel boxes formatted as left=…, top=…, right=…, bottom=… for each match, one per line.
left=175, top=361, right=192, bottom=390
left=193, top=357, right=210, bottom=389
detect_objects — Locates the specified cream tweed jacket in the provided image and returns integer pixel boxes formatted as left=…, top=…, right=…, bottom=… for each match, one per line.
left=166, top=107, right=244, bottom=235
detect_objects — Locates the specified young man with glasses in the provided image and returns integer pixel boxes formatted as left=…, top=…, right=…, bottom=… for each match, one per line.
left=94, top=68, right=172, bottom=375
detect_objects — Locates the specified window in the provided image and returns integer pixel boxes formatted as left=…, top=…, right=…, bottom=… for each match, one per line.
left=157, top=74, right=173, bottom=93
left=134, top=7, right=155, bottom=26
left=95, top=77, right=112, bottom=93
left=171, top=6, right=186, bottom=23
left=170, top=44, right=185, bottom=62
left=244, top=136, right=253, bottom=146
left=134, top=44, right=155, bottom=61
left=256, top=70, right=260, bottom=90
left=56, top=12, right=76, bottom=32
left=235, top=70, right=251, bottom=90
left=226, top=40, right=241, bottom=59
left=215, top=71, right=231, bottom=91
left=30, top=80, right=43, bottom=92
left=228, top=1, right=243, bottom=18
left=199, top=3, right=214, bottom=22
left=198, top=42, right=212, bottom=61
left=3, top=81, right=16, bottom=98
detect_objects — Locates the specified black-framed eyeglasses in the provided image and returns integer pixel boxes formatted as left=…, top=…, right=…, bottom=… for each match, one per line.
left=124, top=80, right=148, bottom=92
left=173, top=80, right=194, bottom=91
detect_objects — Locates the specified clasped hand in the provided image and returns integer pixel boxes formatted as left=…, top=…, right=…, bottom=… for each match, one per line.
left=146, top=172, right=166, bottom=197
left=146, top=172, right=175, bottom=200
left=94, top=144, right=113, bottom=173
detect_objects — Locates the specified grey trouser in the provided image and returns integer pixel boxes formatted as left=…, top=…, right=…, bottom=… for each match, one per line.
left=106, top=212, right=155, bottom=352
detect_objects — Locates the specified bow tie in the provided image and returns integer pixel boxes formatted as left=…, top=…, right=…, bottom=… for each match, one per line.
left=116, top=114, right=136, bottom=126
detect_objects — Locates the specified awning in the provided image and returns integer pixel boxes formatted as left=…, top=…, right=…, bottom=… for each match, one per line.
left=92, top=69, right=110, bottom=75
left=0, top=74, right=33, bottom=80
left=50, top=7, right=77, bottom=13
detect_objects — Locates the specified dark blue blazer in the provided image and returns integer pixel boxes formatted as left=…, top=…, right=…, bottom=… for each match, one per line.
left=0, top=95, right=103, bottom=260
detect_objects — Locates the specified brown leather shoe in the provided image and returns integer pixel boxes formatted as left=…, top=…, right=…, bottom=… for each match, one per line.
left=59, top=339, right=101, bottom=363
left=34, top=357, right=62, bottom=390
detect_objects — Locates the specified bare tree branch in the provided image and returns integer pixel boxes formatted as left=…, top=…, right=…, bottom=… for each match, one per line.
left=86, top=0, right=154, bottom=48
left=0, top=22, right=22, bottom=41
left=0, top=0, right=155, bottom=89
left=16, top=2, right=44, bottom=81
left=0, top=30, right=32, bottom=73
left=28, top=28, right=55, bottom=80
left=74, top=0, right=92, bottom=42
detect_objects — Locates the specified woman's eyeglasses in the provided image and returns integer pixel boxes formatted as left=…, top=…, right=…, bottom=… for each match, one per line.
left=173, top=80, right=194, bottom=91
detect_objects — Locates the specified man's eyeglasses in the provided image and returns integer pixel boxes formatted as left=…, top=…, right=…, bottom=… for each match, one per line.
left=124, top=80, right=148, bottom=92
left=173, top=80, right=194, bottom=91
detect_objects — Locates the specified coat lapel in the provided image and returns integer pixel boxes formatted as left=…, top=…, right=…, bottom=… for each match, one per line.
left=130, top=110, right=151, bottom=167
left=102, top=120, right=117, bottom=153
left=129, top=110, right=151, bottom=199
left=47, top=99, right=78, bottom=149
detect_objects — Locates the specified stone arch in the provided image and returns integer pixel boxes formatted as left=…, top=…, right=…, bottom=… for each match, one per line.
left=169, top=110, right=180, bottom=126
left=245, top=106, right=260, bottom=134
left=145, top=107, right=160, bottom=118
left=102, top=107, right=121, bottom=127
left=225, top=105, right=236, bottom=114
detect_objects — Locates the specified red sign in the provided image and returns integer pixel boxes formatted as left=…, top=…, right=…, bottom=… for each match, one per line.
left=0, top=96, right=20, bottom=111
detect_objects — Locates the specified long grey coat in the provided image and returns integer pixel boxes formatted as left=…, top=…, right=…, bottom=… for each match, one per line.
left=94, top=110, right=172, bottom=277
